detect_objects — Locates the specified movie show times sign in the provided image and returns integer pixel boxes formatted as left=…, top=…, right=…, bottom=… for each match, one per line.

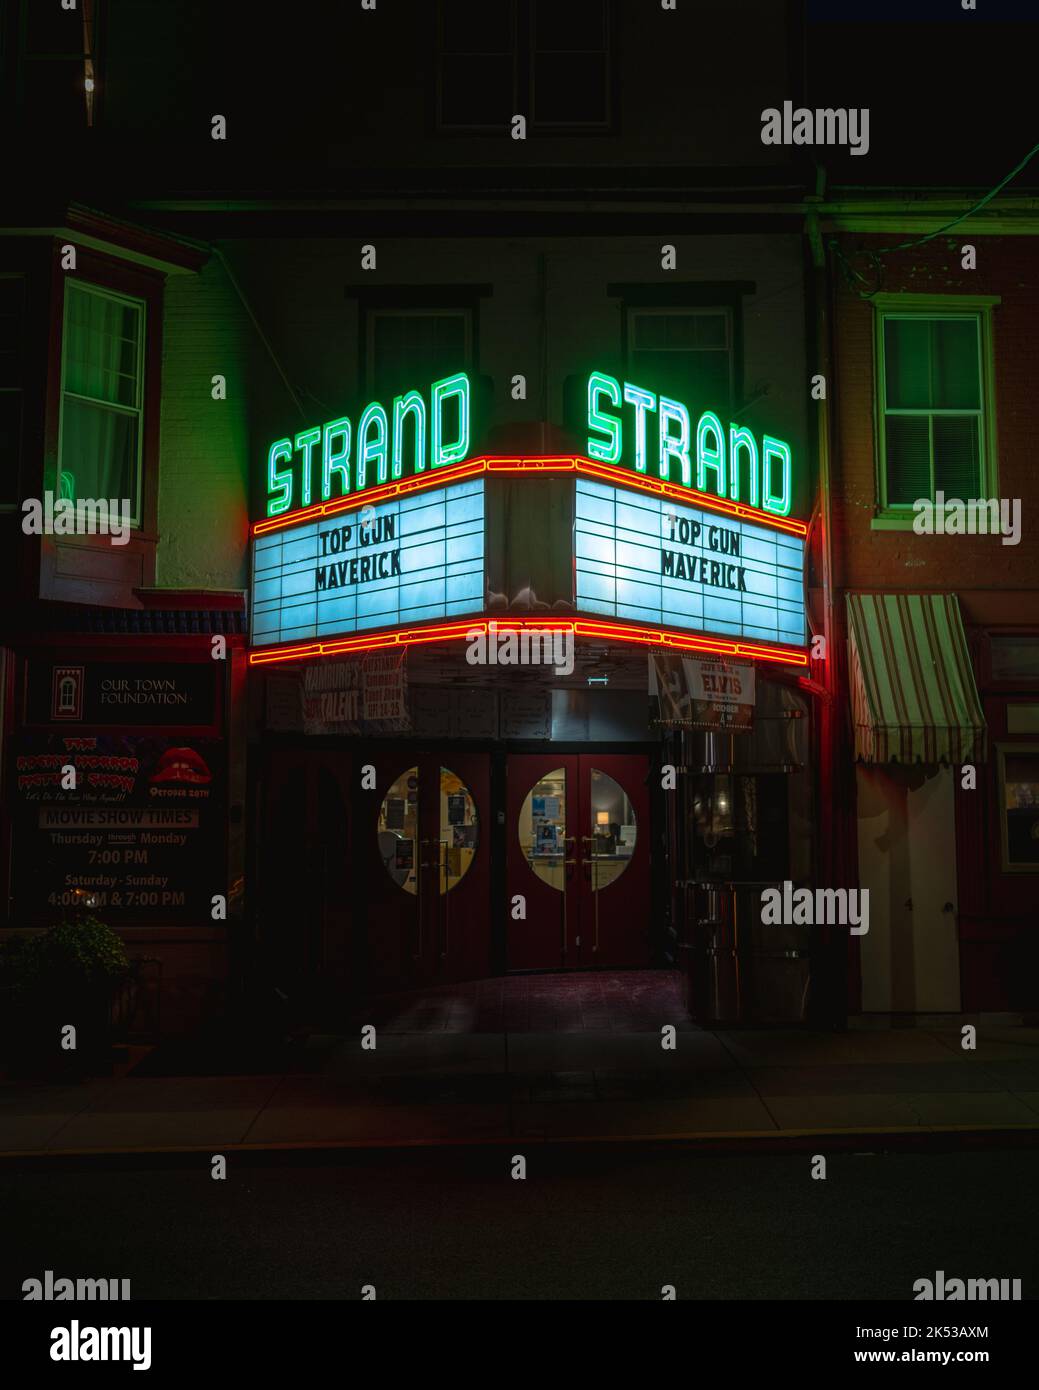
left=12, top=734, right=224, bottom=921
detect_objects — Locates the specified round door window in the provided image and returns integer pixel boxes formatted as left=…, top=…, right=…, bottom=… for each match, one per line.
left=587, top=768, right=636, bottom=890
left=377, top=766, right=479, bottom=895
left=518, top=768, right=567, bottom=891
left=378, top=767, right=419, bottom=894
left=439, top=766, right=478, bottom=894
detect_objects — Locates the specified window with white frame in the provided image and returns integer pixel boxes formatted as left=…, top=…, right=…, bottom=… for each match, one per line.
left=875, top=302, right=996, bottom=513
left=627, top=307, right=734, bottom=413
left=58, top=281, right=145, bottom=526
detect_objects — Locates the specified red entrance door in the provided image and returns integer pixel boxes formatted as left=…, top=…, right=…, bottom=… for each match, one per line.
left=367, top=751, right=489, bottom=991
left=506, top=753, right=650, bottom=970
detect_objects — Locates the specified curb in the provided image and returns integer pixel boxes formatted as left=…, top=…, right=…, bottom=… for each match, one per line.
left=2, top=1122, right=1038, bottom=1168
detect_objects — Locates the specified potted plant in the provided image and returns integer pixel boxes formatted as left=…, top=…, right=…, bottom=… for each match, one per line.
left=0, top=914, right=129, bottom=1079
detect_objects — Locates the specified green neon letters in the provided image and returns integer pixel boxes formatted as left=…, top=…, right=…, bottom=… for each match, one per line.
left=587, top=371, right=622, bottom=463
left=431, top=372, right=470, bottom=468
left=265, top=372, right=470, bottom=516
left=585, top=370, right=794, bottom=517
left=267, top=439, right=293, bottom=516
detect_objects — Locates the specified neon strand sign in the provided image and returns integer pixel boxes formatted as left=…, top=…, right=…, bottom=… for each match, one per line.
left=265, top=371, right=470, bottom=518
left=586, top=370, right=794, bottom=518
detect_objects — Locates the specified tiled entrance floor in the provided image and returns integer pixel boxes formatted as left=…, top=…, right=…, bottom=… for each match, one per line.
left=358, top=971, right=696, bottom=1035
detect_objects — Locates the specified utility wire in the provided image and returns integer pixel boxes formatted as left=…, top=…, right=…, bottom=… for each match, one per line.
left=828, top=138, right=1039, bottom=299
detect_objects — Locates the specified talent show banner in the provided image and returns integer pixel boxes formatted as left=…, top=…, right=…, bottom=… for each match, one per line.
left=266, top=654, right=411, bottom=734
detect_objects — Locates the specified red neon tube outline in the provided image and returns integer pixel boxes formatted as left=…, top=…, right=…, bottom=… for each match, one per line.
left=252, top=455, right=809, bottom=539
left=248, top=614, right=809, bottom=669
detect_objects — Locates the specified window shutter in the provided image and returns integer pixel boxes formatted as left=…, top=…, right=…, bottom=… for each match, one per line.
left=884, top=415, right=930, bottom=505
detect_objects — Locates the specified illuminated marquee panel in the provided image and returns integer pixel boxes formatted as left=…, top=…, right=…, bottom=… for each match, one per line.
left=575, top=478, right=805, bottom=648
left=251, top=479, right=484, bottom=647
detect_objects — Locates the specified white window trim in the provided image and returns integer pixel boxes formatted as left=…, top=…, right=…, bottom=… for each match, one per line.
left=871, top=294, right=999, bottom=530
left=58, top=280, right=146, bottom=530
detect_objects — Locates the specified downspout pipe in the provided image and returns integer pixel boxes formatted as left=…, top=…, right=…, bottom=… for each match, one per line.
left=805, top=167, right=851, bottom=1029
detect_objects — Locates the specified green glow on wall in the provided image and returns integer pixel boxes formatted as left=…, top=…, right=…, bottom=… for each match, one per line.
left=585, top=370, right=794, bottom=519
left=265, top=372, right=471, bottom=517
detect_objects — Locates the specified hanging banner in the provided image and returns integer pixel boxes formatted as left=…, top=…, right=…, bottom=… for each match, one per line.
left=272, top=656, right=411, bottom=734
left=649, top=652, right=755, bottom=730
left=361, top=651, right=408, bottom=723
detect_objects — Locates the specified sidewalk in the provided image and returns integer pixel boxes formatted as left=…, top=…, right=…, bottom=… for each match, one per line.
left=3, top=1000, right=1039, bottom=1159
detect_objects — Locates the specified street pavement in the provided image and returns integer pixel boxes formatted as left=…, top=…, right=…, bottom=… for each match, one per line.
left=3, top=1011, right=1039, bottom=1157
left=3, top=1146, right=1037, bottom=1299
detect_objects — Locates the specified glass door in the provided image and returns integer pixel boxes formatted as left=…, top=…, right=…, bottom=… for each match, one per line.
left=371, top=752, right=489, bottom=989
left=507, top=753, right=651, bottom=970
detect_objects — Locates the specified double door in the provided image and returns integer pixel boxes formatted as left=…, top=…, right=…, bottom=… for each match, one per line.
left=367, top=751, right=490, bottom=990
left=506, top=753, right=651, bottom=969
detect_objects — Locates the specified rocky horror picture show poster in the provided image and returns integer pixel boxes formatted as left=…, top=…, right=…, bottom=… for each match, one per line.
left=11, top=733, right=225, bottom=923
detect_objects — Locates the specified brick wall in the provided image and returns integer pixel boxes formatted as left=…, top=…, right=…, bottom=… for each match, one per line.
left=831, top=233, right=1039, bottom=600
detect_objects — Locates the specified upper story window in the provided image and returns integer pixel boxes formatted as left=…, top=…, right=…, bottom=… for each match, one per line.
left=530, top=0, right=610, bottom=129
left=874, top=297, right=998, bottom=518
left=58, top=281, right=145, bottom=526
left=366, top=308, right=472, bottom=399
left=8, top=0, right=102, bottom=129
left=0, top=275, right=25, bottom=508
left=628, top=307, right=734, bottom=415
left=437, top=0, right=612, bottom=133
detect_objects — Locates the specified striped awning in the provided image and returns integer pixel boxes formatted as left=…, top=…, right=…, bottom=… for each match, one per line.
left=847, top=593, right=987, bottom=764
